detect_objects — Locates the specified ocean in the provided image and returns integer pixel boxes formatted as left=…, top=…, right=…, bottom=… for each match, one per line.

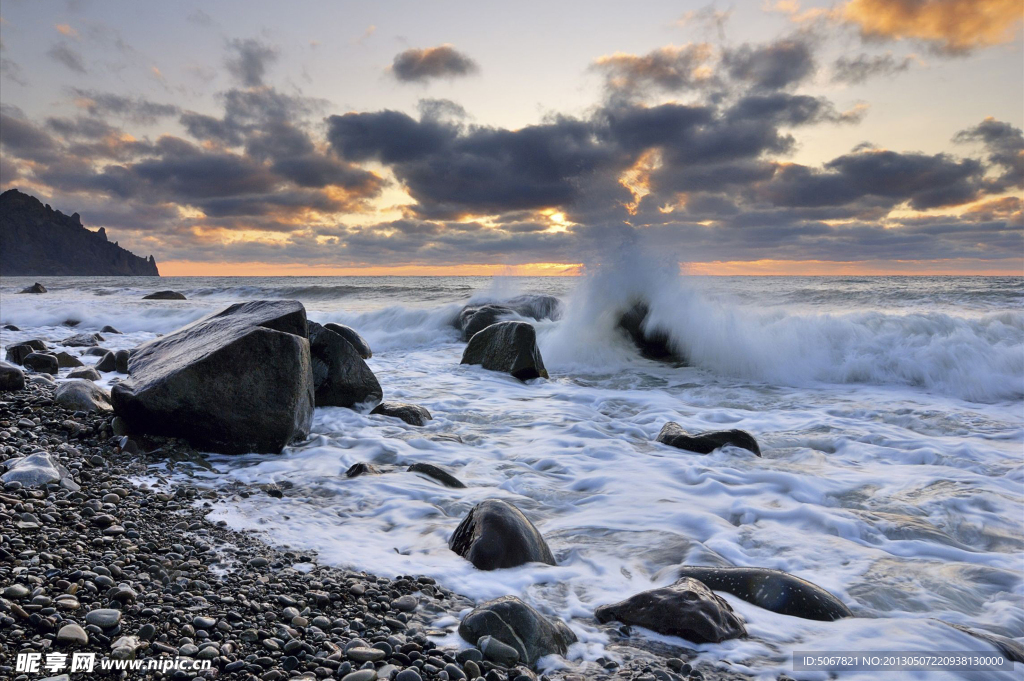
left=1, top=269, right=1021, bottom=679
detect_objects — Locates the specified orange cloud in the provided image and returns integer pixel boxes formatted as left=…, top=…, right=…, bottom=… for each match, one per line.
left=842, top=0, right=1023, bottom=53
left=159, top=261, right=583, bottom=277
left=55, top=23, right=78, bottom=37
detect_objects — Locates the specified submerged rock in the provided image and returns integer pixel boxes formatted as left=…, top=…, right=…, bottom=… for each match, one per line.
left=142, top=290, right=186, bottom=300
left=449, top=499, right=555, bottom=570
left=595, top=577, right=747, bottom=643
left=617, top=302, right=684, bottom=362
left=1, top=452, right=80, bottom=491
left=111, top=300, right=314, bottom=454
left=19, top=282, right=47, bottom=294
left=0, top=361, right=25, bottom=391
left=307, top=321, right=382, bottom=408
left=656, top=423, right=761, bottom=456
left=408, top=462, right=465, bottom=488
left=461, top=321, right=548, bottom=381
left=675, top=566, right=851, bottom=621
left=55, top=380, right=113, bottom=413
left=23, top=352, right=59, bottom=375
left=346, top=462, right=380, bottom=478
left=944, top=622, right=1024, bottom=663
left=458, top=596, right=576, bottom=667
left=371, top=402, right=432, bottom=426
left=323, top=322, right=372, bottom=359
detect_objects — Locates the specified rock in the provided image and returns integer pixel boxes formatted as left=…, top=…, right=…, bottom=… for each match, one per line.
left=68, top=367, right=102, bottom=381
left=3, top=324, right=21, bottom=330
left=458, top=596, right=576, bottom=667
left=478, top=635, right=520, bottom=666
left=110, top=635, right=142, bottom=660
left=5, top=342, right=36, bottom=365
left=19, top=282, right=47, bottom=294
left=347, top=646, right=386, bottom=662
left=101, top=325, right=122, bottom=334
left=341, top=671, right=377, bottom=681
left=95, top=351, right=117, bottom=372
left=323, top=322, right=373, bottom=359
left=85, top=608, right=122, bottom=629
left=23, top=352, right=59, bottom=374
left=29, top=374, right=55, bottom=385
left=55, top=380, right=113, bottom=413
left=408, top=462, right=465, bottom=488
left=111, top=301, right=314, bottom=454
left=506, top=294, right=563, bottom=322
left=617, top=302, right=684, bottom=362
left=461, top=321, right=548, bottom=381
left=456, top=304, right=515, bottom=341
left=346, top=462, right=380, bottom=478
left=55, top=351, right=84, bottom=368
left=143, top=290, right=186, bottom=300
left=83, top=347, right=110, bottom=356
left=371, top=402, right=432, bottom=426
left=944, top=622, right=1024, bottom=663
left=656, top=423, right=761, bottom=456
left=61, top=332, right=104, bottom=347
left=4, top=584, right=31, bottom=598
left=392, top=595, right=418, bottom=612
left=307, top=321, right=382, bottom=408
left=114, top=349, right=130, bottom=374
left=675, top=566, right=851, bottom=621
left=449, top=499, right=555, bottom=570
left=0, top=360, right=25, bottom=390
left=56, top=623, right=89, bottom=645
left=1, top=452, right=79, bottom=490
left=62, top=319, right=81, bottom=327
left=594, top=577, right=747, bottom=643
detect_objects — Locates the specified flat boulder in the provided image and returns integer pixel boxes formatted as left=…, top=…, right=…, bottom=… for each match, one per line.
left=617, top=302, right=684, bottom=362
left=0, top=361, right=25, bottom=391
left=19, top=282, right=46, bottom=294
left=458, top=596, right=576, bottom=667
left=55, top=380, right=112, bottom=413
left=449, top=499, right=555, bottom=570
left=1, top=452, right=79, bottom=491
left=657, top=422, right=761, bottom=456
left=461, top=321, right=548, bottom=381
left=23, top=352, right=58, bottom=375
left=55, top=351, right=83, bottom=368
left=595, top=577, right=747, bottom=643
left=68, top=367, right=101, bottom=381
left=323, top=323, right=372, bottom=359
left=307, top=321, right=382, bottom=408
left=111, top=300, right=314, bottom=454
left=675, top=566, right=851, bottom=621
left=371, top=402, right=431, bottom=426
left=61, top=333, right=103, bottom=348
left=143, top=290, right=186, bottom=300
left=408, top=462, right=465, bottom=488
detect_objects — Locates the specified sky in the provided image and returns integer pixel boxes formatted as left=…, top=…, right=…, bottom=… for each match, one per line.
left=0, top=0, right=1022, bottom=276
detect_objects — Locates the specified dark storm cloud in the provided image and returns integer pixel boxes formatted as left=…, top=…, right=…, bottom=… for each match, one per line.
left=69, top=89, right=180, bottom=123
left=225, top=38, right=279, bottom=87
left=832, top=53, right=913, bottom=84
left=722, top=38, right=816, bottom=90
left=954, top=118, right=1024, bottom=191
left=46, top=116, right=119, bottom=140
left=0, top=107, right=61, bottom=162
left=591, top=44, right=717, bottom=97
left=179, top=111, right=245, bottom=146
left=391, top=45, right=479, bottom=83
left=47, top=41, right=87, bottom=73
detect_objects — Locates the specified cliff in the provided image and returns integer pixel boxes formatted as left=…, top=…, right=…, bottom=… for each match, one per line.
left=0, top=189, right=159, bottom=276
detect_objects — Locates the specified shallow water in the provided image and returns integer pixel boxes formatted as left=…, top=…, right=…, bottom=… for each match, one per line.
left=1, top=271, right=1021, bottom=680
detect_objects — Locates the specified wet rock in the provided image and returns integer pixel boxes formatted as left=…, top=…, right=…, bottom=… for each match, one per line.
left=56, top=623, right=89, bottom=645
left=324, top=322, right=373, bottom=359
left=142, top=290, right=186, bottom=300
left=85, top=608, right=122, bottom=629
left=19, top=282, right=47, bottom=294
left=1, top=451, right=80, bottom=490
left=95, top=351, right=117, bottom=372
left=68, top=367, right=102, bottom=381
left=5, top=342, right=36, bottom=365
left=346, top=462, right=380, bottom=478
left=83, top=347, right=110, bottom=356
left=61, top=332, right=104, bottom=347
left=656, top=423, right=761, bottom=456
left=461, top=321, right=548, bottom=381
left=449, top=499, right=555, bottom=570
left=617, top=302, right=684, bottom=362
left=114, top=349, right=130, bottom=374
left=595, top=577, right=747, bottom=643
left=456, top=304, right=515, bottom=341
left=3, top=323, right=20, bottom=330
left=55, top=351, right=84, bottom=368
left=23, top=352, right=59, bottom=374
left=458, top=595, right=576, bottom=666
left=101, top=325, right=122, bottom=334
left=945, top=622, right=1024, bottom=663
left=676, top=566, right=851, bottom=621
left=111, top=300, right=314, bottom=454
left=408, top=462, right=465, bottom=488
left=371, top=402, right=432, bottom=426
left=55, top=380, right=113, bottom=413
left=307, top=321, right=382, bottom=408
left=0, top=360, right=25, bottom=390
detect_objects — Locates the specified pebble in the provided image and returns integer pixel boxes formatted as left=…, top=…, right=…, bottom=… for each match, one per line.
left=347, top=646, right=386, bottom=662
left=84, top=608, right=121, bottom=629
left=341, top=671, right=378, bottom=681
left=56, top=623, right=89, bottom=645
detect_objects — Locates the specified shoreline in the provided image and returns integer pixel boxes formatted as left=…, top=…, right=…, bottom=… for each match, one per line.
left=0, top=381, right=746, bottom=681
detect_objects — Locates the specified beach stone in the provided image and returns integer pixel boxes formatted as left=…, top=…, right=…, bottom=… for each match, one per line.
left=346, top=462, right=380, bottom=477
left=307, top=321, right=382, bottom=408
left=19, top=282, right=47, bottom=294
left=5, top=342, right=36, bottom=365
left=450, top=499, right=555, bottom=570
left=84, top=347, right=110, bottom=356
left=347, top=646, right=386, bottom=662
left=479, top=635, right=520, bottom=665
left=56, top=623, right=89, bottom=645
left=456, top=304, right=515, bottom=341
left=29, top=373, right=55, bottom=385
left=111, top=300, right=314, bottom=454
left=110, top=635, right=142, bottom=659
left=594, top=577, right=747, bottom=643
left=68, top=367, right=102, bottom=381
left=85, top=608, right=122, bottom=629
left=0, top=360, right=25, bottom=390
left=95, top=351, right=117, bottom=372
left=461, top=321, right=548, bottom=381
left=341, top=671, right=377, bottom=681
left=617, top=301, right=683, bottom=362
left=656, top=423, right=761, bottom=456
left=23, top=352, right=59, bottom=374
left=143, top=290, right=186, bottom=300
left=458, top=596, right=576, bottom=666
left=392, top=595, right=418, bottom=612
left=101, top=325, right=122, bottom=334
left=371, top=402, right=432, bottom=426
left=2, top=323, right=19, bottom=330
left=55, top=351, right=84, bottom=368
left=4, top=584, right=31, bottom=598
left=408, top=462, right=465, bottom=488
left=395, top=671, right=422, bottom=681
left=55, top=380, right=113, bottom=413
left=323, top=322, right=373, bottom=359
left=114, top=349, right=130, bottom=373
left=1, top=451, right=79, bottom=490
left=61, top=332, right=103, bottom=347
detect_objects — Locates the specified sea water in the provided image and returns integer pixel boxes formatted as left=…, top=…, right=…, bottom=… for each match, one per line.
left=1, top=269, right=1021, bottom=680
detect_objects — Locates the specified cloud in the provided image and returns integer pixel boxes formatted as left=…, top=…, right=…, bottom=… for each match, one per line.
left=225, top=38, right=279, bottom=87
left=722, top=37, right=817, bottom=90
left=69, top=89, right=180, bottom=123
left=954, top=117, right=1024, bottom=191
left=832, top=52, right=914, bottom=84
left=592, top=44, right=717, bottom=97
left=842, top=0, right=1023, bottom=54
left=47, top=41, right=87, bottom=73
left=55, top=24, right=79, bottom=37
left=390, top=45, right=479, bottom=83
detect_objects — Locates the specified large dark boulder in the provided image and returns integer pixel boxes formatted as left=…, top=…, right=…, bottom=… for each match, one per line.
left=19, top=282, right=47, bottom=294
left=595, top=577, right=747, bottom=643
left=507, top=294, right=563, bottom=321
left=458, top=596, right=576, bottom=667
left=408, top=462, right=465, bottom=488
left=656, top=423, right=761, bottom=456
left=143, top=290, right=186, bottom=300
left=454, top=295, right=563, bottom=341
left=675, top=566, right=851, bottom=621
left=5, top=343, right=36, bottom=365
left=0, top=361, right=25, bottom=391
left=449, top=499, right=555, bottom=570
left=307, top=321, right=382, bottom=408
left=23, top=353, right=58, bottom=375
left=110, top=301, right=314, bottom=454
left=617, top=302, right=684, bottom=362
left=323, top=323, right=372, bottom=359
left=461, top=321, right=548, bottom=381
left=114, top=349, right=130, bottom=374
left=371, top=402, right=431, bottom=426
